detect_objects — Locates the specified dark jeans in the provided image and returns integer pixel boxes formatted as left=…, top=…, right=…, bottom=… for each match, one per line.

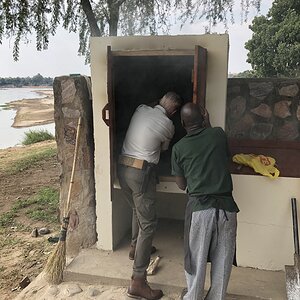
left=118, top=164, right=157, bottom=277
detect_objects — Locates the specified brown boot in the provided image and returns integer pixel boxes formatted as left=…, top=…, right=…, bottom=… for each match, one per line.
left=127, top=274, right=163, bottom=300
left=129, top=245, right=157, bottom=260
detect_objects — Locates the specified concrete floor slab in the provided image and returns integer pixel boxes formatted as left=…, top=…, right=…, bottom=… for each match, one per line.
left=65, top=219, right=287, bottom=300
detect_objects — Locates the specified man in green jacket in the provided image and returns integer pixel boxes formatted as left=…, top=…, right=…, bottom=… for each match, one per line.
left=171, top=103, right=239, bottom=300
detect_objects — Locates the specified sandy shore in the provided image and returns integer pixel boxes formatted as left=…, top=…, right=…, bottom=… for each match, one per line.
left=7, top=90, right=54, bottom=128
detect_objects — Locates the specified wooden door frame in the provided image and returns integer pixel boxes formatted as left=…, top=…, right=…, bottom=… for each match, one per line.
left=192, top=45, right=208, bottom=108
left=104, top=46, right=208, bottom=184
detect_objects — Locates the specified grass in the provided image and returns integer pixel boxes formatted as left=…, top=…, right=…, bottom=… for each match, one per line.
left=22, top=129, right=55, bottom=145
left=9, top=147, right=56, bottom=174
left=0, top=140, right=57, bottom=174
left=0, top=187, right=59, bottom=230
left=0, top=140, right=59, bottom=296
left=13, top=187, right=59, bottom=223
left=0, top=236, right=20, bottom=248
left=0, top=211, right=16, bottom=227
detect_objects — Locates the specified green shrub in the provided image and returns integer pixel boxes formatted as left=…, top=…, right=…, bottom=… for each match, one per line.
left=0, top=104, right=10, bottom=110
left=22, top=129, right=55, bottom=145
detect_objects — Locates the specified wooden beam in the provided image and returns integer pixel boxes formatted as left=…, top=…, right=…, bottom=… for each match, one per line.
left=111, top=50, right=194, bottom=57
left=229, top=138, right=300, bottom=178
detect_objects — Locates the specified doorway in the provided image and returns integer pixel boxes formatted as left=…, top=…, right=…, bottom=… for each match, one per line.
left=114, top=54, right=194, bottom=176
left=106, top=47, right=207, bottom=179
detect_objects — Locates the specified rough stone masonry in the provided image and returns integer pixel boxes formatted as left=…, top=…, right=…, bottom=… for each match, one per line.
left=53, top=75, right=97, bottom=257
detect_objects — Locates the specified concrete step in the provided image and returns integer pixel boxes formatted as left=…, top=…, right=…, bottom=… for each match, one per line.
left=64, top=269, right=273, bottom=299
left=64, top=218, right=286, bottom=300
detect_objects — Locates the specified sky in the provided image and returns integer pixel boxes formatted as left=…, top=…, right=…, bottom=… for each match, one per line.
left=0, top=0, right=273, bottom=78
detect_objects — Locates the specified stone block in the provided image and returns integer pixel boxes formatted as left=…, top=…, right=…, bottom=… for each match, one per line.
left=277, top=122, right=299, bottom=141
left=62, top=107, right=80, bottom=119
left=274, top=100, right=292, bottom=119
left=297, top=105, right=300, bottom=121
left=228, top=114, right=254, bottom=138
left=251, top=103, right=272, bottom=119
left=229, top=96, right=246, bottom=120
left=61, top=79, right=76, bottom=104
left=279, top=84, right=299, bottom=97
left=54, top=76, right=96, bottom=257
left=250, top=123, right=273, bottom=140
left=249, top=82, right=273, bottom=100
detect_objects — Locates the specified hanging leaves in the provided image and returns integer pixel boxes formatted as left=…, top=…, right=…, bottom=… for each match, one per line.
left=0, top=0, right=262, bottom=61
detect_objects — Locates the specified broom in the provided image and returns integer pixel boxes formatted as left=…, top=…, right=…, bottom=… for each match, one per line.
left=44, top=117, right=82, bottom=284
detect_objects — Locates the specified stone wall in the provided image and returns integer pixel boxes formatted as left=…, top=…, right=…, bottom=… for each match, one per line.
left=226, top=78, right=300, bottom=141
left=53, top=76, right=96, bottom=256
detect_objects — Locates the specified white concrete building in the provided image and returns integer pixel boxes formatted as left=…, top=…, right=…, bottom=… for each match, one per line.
left=89, top=34, right=300, bottom=271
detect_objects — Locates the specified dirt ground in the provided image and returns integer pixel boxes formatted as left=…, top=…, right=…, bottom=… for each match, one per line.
left=0, top=141, right=60, bottom=300
left=1, top=141, right=283, bottom=300
left=0, top=141, right=183, bottom=300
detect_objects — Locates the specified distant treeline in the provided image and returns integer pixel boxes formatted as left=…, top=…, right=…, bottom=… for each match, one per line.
left=0, top=73, right=53, bottom=87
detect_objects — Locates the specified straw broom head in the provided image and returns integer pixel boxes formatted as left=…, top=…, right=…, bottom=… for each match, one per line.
left=44, top=239, right=66, bottom=284
left=44, top=224, right=68, bottom=284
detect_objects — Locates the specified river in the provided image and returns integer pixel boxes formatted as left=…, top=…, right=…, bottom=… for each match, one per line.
left=0, top=87, right=55, bottom=149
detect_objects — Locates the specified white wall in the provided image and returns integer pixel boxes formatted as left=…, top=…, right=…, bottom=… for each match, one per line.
left=90, top=39, right=113, bottom=250
left=233, top=175, right=300, bottom=270
left=90, top=34, right=229, bottom=250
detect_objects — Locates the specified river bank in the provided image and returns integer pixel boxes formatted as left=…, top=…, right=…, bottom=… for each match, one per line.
left=7, top=90, right=54, bottom=128
left=0, top=88, right=55, bottom=149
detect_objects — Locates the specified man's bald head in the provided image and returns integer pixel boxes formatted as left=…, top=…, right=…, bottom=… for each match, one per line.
left=181, top=103, right=204, bottom=130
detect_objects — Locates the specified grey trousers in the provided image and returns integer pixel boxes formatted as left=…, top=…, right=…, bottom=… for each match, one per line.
left=118, top=165, right=157, bottom=277
left=183, top=208, right=237, bottom=300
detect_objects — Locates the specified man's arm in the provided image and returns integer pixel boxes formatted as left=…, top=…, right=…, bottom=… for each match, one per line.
left=171, top=145, right=187, bottom=190
left=200, top=106, right=211, bottom=128
left=175, top=176, right=187, bottom=190
left=161, top=139, right=170, bottom=151
left=161, top=123, right=174, bottom=151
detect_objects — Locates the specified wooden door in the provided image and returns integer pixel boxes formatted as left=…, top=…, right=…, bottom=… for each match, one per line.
left=102, top=46, right=116, bottom=193
left=192, top=45, right=208, bottom=108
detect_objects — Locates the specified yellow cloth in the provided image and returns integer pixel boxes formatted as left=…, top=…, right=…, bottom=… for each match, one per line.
left=232, top=154, right=280, bottom=178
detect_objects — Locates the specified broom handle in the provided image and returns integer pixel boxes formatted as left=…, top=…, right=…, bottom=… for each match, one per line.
left=291, top=198, right=300, bottom=255
left=64, top=117, right=82, bottom=215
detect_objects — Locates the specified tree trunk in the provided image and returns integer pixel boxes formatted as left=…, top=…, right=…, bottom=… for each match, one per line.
left=108, top=0, right=122, bottom=36
left=80, top=0, right=101, bottom=36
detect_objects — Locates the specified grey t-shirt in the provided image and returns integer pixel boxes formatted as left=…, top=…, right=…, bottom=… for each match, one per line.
left=122, top=105, right=174, bottom=164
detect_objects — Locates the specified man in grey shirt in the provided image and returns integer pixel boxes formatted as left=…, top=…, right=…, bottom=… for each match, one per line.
left=118, top=92, right=182, bottom=300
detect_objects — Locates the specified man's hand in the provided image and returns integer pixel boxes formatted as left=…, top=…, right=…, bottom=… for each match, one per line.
left=200, top=106, right=211, bottom=128
left=175, top=176, right=187, bottom=190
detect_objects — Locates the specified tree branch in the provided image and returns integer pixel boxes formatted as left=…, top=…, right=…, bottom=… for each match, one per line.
left=80, top=0, right=101, bottom=36
left=116, top=0, right=126, bottom=6
left=107, top=0, right=121, bottom=36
